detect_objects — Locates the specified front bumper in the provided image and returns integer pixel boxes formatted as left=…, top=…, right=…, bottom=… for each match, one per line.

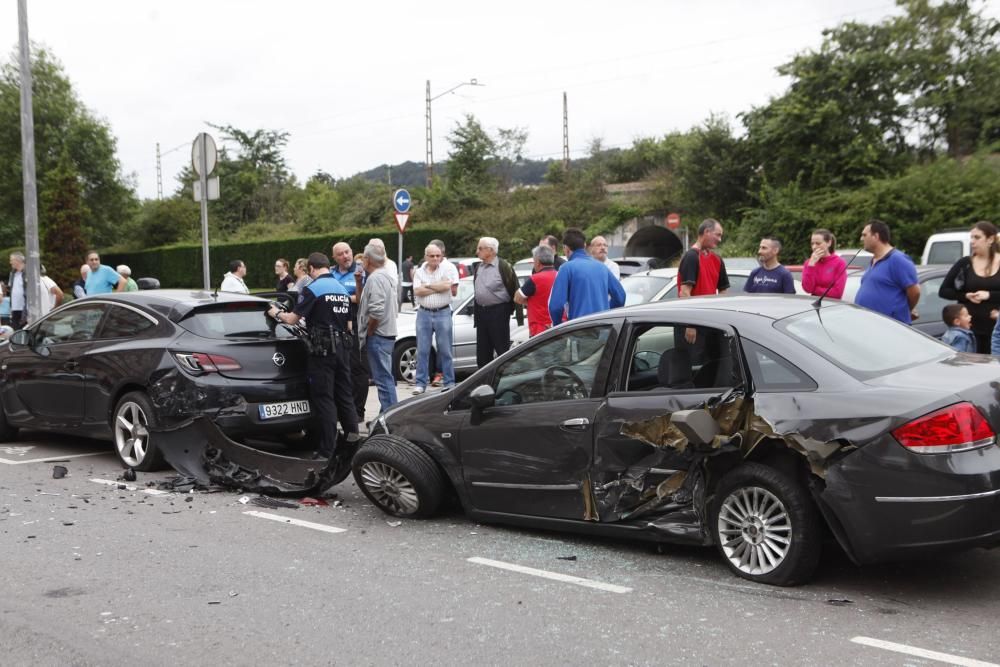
left=820, top=436, right=1000, bottom=564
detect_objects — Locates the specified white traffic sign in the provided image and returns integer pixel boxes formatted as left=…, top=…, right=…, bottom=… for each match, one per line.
left=393, top=188, right=411, bottom=213
left=193, top=176, right=220, bottom=202
left=394, top=212, right=409, bottom=233
left=191, top=133, right=218, bottom=176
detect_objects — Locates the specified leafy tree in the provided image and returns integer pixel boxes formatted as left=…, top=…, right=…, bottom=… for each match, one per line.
left=0, top=47, right=137, bottom=249
left=40, top=151, right=90, bottom=289
left=493, top=126, right=528, bottom=191
left=135, top=197, right=200, bottom=248
left=446, top=114, right=496, bottom=194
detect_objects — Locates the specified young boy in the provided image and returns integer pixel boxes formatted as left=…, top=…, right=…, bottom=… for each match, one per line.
left=942, top=304, right=976, bottom=352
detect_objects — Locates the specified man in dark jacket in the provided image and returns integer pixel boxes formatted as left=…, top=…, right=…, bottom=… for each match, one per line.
left=473, top=237, right=523, bottom=366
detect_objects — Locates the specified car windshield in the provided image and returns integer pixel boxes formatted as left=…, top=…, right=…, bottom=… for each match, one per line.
left=452, top=280, right=474, bottom=309
left=623, top=276, right=670, bottom=306
left=777, top=305, right=950, bottom=379
left=179, top=303, right=297, bottom=339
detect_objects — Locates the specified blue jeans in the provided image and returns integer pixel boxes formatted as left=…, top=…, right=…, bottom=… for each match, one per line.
left=416, top=307, right=455, bottom=388
left=366, top=335, right=398, bottom=411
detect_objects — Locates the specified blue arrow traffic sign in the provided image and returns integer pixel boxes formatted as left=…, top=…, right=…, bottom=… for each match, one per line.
left=392, top=188, right=411, bottom=213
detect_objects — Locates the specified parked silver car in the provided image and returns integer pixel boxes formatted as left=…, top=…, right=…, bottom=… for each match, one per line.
left=392, top=277, right=520, bottom=382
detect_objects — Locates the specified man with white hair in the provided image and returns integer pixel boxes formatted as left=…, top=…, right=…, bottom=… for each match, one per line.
left=473, top=236, right=521, bottom=366
left=411, top=243, right=459, bottom=394
left=116, top=265, right=139, bottom=291
left=72, top=264, right=89, bottom=300
left=367, top=238, right=398, bottom=286
left=357, top=243, right=398, bottom=411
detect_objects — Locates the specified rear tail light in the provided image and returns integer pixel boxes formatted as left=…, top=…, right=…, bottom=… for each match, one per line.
left=891, top=402, right=996, bottom=454
left=174, top=352, right=242, bottom=375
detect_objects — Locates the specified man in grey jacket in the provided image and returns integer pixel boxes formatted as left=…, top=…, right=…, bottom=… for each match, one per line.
left=357, top=243, right=398, bottom=411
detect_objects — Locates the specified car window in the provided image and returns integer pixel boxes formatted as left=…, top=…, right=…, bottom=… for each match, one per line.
left=927, top=241, right=963, bottom=266
left=100, top=305, right=156, bottom=338
left=35, top=304, right=106, bottom=345
left=727, top=275, right=747, bottom=292
left=778, top=305, right=950, bottom=379
left=742, top=340, right=816, bottom=392
left=622, top=276, right=670, bottom=306
left=916, top=276, right=948, bottom=324
left=179, top=302, right=297, bottom=339
left=624, top=323, right=741, bottom=391
left=493, top=326, right=611, bottom=406
left=452, top=280, right=474, bottom=310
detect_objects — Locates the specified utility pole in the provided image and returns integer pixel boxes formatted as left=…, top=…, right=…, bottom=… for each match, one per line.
left=425, top=80, right=433, bottom=187
left=156, top=142, right=164, bottom=199
left=17, top=0, right=42, bottom=325
left=424, top=78, right=484, bottom=188
left=562, top=92, right=570, bottom=170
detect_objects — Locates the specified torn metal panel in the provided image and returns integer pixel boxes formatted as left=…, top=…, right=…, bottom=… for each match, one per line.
left=154, top=417, right=355, bottom=496
left=146, top=368, right=246, bottom=423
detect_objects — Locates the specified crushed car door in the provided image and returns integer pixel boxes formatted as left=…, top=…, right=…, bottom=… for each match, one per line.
left=460, top=324, right=615, bottom=520
left=590, top=319, right=744, bottom=530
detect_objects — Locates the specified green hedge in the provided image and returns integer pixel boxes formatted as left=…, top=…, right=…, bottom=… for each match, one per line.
left=104, top=227, right=477, bottom=289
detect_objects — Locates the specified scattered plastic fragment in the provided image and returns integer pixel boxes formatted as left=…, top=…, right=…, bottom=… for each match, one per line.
left=122, top=469, right=137, bottom=482
left=62, top=522, right=74, bottom=526
left=238, top=496, right=250, bottom=505
left=208, top=601, right=221, bottom=605
left=184, top=497, right=193, bottom=503
left=117, top=484, right=126, bottom=490
left=249, top=496, right=298, bottom=510
left=557, top=555, right=577, bottom=561
left=827, top=598, right=854, bottom=606
left=299, top=497, right=329, bottom=507
left=52, top=466, right=68, bottom=479
left=228, top=591, right=238, bottom=597
left=386, top=520, right=402, bottom=527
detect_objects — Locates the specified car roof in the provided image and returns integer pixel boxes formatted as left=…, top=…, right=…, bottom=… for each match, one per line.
left=924, top=231, right=969, bottom=241
left=77, top=289, right=270, bottom=321
left=570, top=294, right=832, bottom=325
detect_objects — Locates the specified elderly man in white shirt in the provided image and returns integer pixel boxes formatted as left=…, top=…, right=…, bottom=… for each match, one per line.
left=588, top=235, right=621, bottom=280
left=411, top=244, right=459, bottom=394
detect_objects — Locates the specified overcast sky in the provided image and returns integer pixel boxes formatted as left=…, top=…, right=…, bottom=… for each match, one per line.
left=6, top=1, right=986, bottom=200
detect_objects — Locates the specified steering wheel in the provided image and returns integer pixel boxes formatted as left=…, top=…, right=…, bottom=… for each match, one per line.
left=542, top=365, right=588, bottom=401
left=632, top=350, right=661, bottom=371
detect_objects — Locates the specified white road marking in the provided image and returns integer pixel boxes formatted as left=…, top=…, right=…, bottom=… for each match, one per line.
left=0, top=451, right=106, bottom=465
left=851, top=637, right=999, bottom=667
left=88, top=478, right=171, bottom=496
left=467, top=556, right=632, bottom=594
left=243, top=511, right=347, bottom=534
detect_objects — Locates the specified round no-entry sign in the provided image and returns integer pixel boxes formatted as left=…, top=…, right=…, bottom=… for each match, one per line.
left=666, top=212, right=681, bottom=229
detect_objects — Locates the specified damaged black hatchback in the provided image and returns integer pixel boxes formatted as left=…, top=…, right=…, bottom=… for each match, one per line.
left=354, top=296, right=1000, bottom=585
left=0, top=290, right=311, bottom=470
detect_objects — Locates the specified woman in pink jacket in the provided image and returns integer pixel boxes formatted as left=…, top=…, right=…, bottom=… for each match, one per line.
left=801, top=229, right=847, bottom=299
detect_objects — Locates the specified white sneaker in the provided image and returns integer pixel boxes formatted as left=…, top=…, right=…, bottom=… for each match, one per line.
left=412, top=386, right=426, bottom=395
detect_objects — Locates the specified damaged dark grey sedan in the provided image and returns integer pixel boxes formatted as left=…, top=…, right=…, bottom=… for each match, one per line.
left=354, top=296, right=1000, bottom=585
left=0, top=291, right=311, bottom=470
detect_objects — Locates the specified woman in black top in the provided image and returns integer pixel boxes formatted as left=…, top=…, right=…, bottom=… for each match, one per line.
left=939, top=221, right=1000, bottom=353
left=274, top=258, right=295, bottom=292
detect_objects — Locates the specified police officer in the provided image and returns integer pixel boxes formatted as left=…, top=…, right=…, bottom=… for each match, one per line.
left=268, top=252, right=358, bottom=458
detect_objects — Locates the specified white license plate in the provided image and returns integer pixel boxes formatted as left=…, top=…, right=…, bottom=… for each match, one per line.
left=258, top=400, right=310, bottom=420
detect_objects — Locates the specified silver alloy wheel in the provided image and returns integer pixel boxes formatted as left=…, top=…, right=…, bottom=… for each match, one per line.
left=717, top=485, right=792, bottom=576
left=398, top=345, right=417, bottom=384
left=115, top=400, right=150, bottom=468
left=358, top=461, right=420, bottom=515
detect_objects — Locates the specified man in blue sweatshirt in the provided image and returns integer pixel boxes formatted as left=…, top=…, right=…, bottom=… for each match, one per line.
left=549, top=228, right=626, bottom=326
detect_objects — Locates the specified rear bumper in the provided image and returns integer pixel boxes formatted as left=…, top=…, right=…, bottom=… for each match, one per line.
left=820, top=437, right=1000, bottom=564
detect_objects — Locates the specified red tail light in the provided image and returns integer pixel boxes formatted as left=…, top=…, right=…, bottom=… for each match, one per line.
left=891, top=402, right=996, bottom=454
left=174, top=352, right=242, bottom=375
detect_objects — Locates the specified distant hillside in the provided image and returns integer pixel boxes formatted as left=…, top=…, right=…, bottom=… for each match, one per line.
left=354, top=157, right=590, bottom=187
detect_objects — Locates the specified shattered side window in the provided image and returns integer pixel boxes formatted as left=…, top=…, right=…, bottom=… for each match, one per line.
left=493, top=325, right=611, bottom=405
left=624, top=323, right=741, bottom=392
left=742, top=340, right=816, bottom=392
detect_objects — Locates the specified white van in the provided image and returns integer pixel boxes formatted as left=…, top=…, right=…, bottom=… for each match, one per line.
left=921, top=231, right=969, bottom=265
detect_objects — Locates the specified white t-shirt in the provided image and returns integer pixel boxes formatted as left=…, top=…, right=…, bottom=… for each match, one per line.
left=40, top=276, right=58, bottom=315
left=604, top=258, right=621, bottom=280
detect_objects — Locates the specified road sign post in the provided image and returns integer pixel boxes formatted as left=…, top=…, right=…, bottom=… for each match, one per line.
left=393, top=189, right=411, bottom=298
left=192, top=133, right=219, bottom=290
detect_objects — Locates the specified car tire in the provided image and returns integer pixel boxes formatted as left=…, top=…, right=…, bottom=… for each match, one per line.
left=0, top=396, right=19, bottom=441
left=391, top=339, right=436, bottom=384
left=112, top=391, right=165, bottom=472
left=710, top=462, right=821, bottom=586
left=352, top=434, right=446, bottom=518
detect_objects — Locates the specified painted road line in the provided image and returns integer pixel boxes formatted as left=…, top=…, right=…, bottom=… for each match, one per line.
left=89, top=478, right=172, bottom=496
left=851, top=637, right=999, bottom=667
left=0, top=451, right=106, bottom=465
left=467, top=556, right=632, bottom=594
left=243, top=511, right=347, bottom=534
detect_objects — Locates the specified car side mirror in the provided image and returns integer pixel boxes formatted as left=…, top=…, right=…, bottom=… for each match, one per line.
left=9, top=329, right=31, bottom=348
left=468, top=384, right=496, bottom=409
left=468, top=384, right=495, bottom=426
left=669, top=409, right=720, bottom=447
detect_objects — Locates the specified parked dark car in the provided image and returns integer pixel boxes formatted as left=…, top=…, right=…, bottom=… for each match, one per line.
left=0, top=290, right=311, bottom=470
left=353, top=295, right=1000, bottom=585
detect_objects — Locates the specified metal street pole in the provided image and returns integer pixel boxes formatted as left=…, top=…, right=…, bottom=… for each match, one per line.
left=198, top=133, right=211, bottom=290
left=17, top=0, right=42, bottom=324
left=424, top=78, right=483, bottom=187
